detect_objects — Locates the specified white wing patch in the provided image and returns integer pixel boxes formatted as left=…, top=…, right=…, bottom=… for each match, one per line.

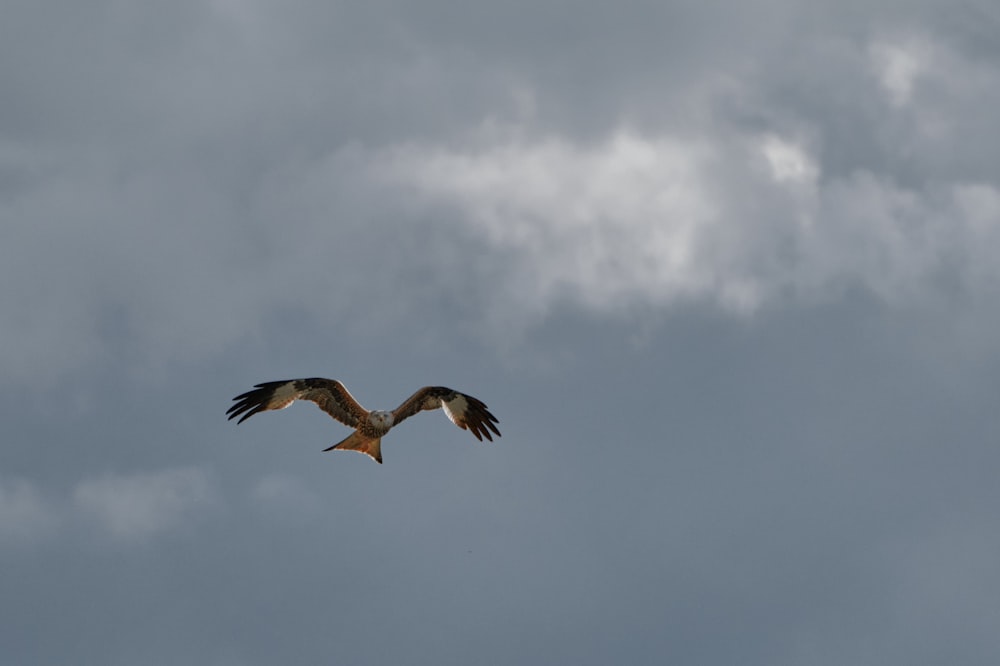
left=440, top=394, right=468, bottom=427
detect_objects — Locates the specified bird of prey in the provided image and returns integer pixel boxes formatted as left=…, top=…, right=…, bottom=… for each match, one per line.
left=227, top=378, right=501, bottom=464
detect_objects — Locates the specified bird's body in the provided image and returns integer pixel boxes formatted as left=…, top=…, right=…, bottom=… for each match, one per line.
left=227, top=378, right=500, bottom=464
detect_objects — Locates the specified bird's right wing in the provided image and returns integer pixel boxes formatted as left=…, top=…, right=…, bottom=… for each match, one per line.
left=227, top=378, right=367, bottom=427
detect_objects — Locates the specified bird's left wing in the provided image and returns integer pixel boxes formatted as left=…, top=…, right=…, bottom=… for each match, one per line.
left=227, top=378, right=367, bottom=427
left=392, top=386, right=501, bottom=441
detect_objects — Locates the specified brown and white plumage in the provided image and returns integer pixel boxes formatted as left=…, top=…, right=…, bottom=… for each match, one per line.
left=226, top=378, right=501, bottom=464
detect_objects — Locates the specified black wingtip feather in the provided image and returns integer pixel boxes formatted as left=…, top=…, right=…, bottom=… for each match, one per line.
left=226, top=383, right=284, bottom=423
left=466, top=403, right=500, bottom=442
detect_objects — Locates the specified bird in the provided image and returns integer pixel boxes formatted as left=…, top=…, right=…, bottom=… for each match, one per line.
left=226, top=378, right=501, bottom=464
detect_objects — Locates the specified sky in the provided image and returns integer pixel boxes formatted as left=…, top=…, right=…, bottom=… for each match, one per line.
left=2, top=1, right=1000, bottom=664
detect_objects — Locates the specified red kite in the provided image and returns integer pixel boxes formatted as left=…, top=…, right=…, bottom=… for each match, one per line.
left=228, top=378, right=500, bottom=464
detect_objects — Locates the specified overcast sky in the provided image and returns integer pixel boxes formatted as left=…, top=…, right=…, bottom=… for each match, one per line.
left=3, top=1, right=1000, bottom=664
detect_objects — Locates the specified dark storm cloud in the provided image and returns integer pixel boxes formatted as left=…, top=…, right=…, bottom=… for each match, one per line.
left=2, top=1, right=999, bottom=664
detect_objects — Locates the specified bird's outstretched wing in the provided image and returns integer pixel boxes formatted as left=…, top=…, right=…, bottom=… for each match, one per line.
left=227, top=378, right=368, bottom=427
left=392, top=386, right=501, bottom=441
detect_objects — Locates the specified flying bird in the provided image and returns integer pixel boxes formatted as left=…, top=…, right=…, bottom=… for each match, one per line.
left=227, top=378, right=501, bottom=464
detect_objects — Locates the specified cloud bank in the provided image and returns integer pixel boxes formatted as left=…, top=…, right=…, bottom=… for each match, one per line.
left=1, top=467, right=217, bottom=549
left=3, top=6, right=999, bottom=390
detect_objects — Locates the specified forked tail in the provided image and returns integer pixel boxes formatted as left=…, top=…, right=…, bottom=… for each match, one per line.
left=323, top=431, right=383, bottom=464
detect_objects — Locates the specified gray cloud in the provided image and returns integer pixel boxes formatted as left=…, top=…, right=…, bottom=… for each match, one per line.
left=0, top=477, right=58, bottom=545
left=381, top=123, right=1000, bottom=315
left=2, top=1, right=999, bottom=664
left=73, top=466, right=216, bottom=541
left=5, top=2, right=1000, bottom=384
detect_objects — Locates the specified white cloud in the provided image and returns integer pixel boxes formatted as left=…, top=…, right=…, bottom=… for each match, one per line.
left=381, top=126, right=1000, bottom=318
left=867, top=32, right=1000, bottom=155
left=871, top=41, right=925, bottom=107
left=383, top=130, right=741, bottom=313
left=760, top=135, right=818, bottom=186
left=73, top=466, right=215, bottom=541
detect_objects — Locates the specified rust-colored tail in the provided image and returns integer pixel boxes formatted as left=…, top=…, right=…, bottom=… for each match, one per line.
left=323, top=431, right=383, bottom=464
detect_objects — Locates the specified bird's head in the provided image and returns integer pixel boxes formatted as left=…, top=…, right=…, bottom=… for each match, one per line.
left=368, top=410, right=394, bottom=429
